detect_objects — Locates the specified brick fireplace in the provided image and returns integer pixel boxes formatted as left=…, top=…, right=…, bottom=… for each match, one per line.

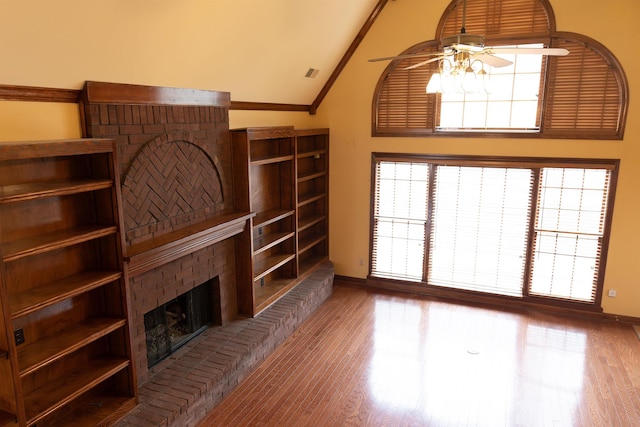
left=80, top=82, right=334, bottom=425
left=144, top=277, right=220, bottom=368
left=80, top=81, right=247, bottom=384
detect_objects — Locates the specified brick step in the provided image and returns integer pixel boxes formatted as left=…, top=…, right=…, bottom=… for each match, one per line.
left=117, top=261, right=334, bottom=426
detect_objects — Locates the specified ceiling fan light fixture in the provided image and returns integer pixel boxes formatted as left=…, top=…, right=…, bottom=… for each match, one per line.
left=426, top=72, right=443, bottom=93
left=462, top=66, right=479, bottom=93
left=426, top=53, right=489, bottom=94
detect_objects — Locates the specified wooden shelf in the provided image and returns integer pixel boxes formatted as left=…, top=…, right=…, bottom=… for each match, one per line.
left=253, top=231, right=295, bottom=255
left=294, top=128, right=328, bottom=137
left=23, top=356, right=130, bottom=426
left=2, top=225, right=118, bottom=262
left=253, top=253, right=296, bottom=281
left=298, top=192, right=326, bottom=208
left=0, top=139, right=115, bottom=161
left=298, top=214, right=326, bottom=232
left=52, top=394, right=136, bottom=427
left=10, top=270, right=122, bottom=319
left=298, top=233, right=327, bottom=255
left=0, top=179, right=113, bottom=204
left=298, top=170, right=326, bottom=183
left=253, top=209, right=295, bottom=229
left=254, top=277, right=295, bottom=311
left=297, top=149, right=326, bottom=159
left=17, top=317, right=127, bottom=377
left=250, top=154, right=294, bottom=165
left=299, top=254, right=328, bottom=275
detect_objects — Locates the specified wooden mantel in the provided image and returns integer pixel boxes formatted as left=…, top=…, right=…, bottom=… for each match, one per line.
left=125, top=211, right=254, bottom=277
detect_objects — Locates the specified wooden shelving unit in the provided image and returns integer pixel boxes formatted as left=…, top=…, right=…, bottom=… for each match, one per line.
left=0, top=139, right=136, bottom=426
left=295, top=129, right=329, bottom=276
left=231, top=127, right=329, bottom=316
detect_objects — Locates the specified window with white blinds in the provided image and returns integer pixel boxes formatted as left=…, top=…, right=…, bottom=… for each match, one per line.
left=429, top=166, right=533, bottom=296
left=529, top=168, right=611, bottom=302
left=371, top=161, right=429, bottom=281
left=369, top=155, right=618, bottom=308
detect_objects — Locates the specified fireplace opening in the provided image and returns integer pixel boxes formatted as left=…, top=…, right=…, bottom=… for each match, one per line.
left=144, top=277, right=221, bottom=368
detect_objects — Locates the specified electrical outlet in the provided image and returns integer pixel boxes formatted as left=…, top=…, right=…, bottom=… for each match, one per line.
left=608, top=289, right=617, bottom=297
left=14, top=328, right=25, bottom=345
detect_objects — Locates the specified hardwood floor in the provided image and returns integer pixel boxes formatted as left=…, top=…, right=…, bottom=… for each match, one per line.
left=199, top=282, right=640, bottom=426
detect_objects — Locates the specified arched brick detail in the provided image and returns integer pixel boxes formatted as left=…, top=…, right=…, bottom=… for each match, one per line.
left=122, top=130, right=226, bottom=244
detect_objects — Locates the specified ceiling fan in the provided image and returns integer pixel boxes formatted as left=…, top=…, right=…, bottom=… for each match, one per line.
left=368, top=0, right=569, bottom=72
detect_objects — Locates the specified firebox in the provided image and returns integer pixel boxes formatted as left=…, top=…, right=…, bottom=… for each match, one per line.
left=144, top=278, right=221, bottom=367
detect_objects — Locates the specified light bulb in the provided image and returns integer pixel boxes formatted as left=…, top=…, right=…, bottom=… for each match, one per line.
left=426, top=73, right=443, bottom=93
left=462, top=66, right=479, bottom=93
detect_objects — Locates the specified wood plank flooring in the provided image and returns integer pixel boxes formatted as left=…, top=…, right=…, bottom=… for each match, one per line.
left=199, top=282, right=640, bottom=426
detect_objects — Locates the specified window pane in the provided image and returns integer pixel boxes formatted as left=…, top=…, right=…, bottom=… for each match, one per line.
left=529, top=168, right=611, bottom=302
left=428, top=166, right=532, bottom=296
left=372, top=162, right=428, bottom=281
left=439, top=102, right=464, bottom=128
left=511, top=101, right=539, bottom=128
left=437, top=44, right=544, bottom=131
left=529, top=232, right=600, bottom=302
left=370, top=158, right=614, bottom=308
left=486, top=101, right=512, bottom=128
left=462, top=101, right=488, bottom=128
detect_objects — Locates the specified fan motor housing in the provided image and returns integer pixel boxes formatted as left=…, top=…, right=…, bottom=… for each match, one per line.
left=441, top=33, right=485, bottom=48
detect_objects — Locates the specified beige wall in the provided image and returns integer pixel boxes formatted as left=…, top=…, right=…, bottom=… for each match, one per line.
left=323, top=0, right=640, bottom=317
left=1, top=0, right=638, bottom=317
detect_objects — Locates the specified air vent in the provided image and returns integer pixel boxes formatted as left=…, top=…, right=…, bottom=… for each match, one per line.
left=305, top=68, right=319, bottom=79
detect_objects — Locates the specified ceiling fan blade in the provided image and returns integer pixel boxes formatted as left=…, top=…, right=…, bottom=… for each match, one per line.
left=368, top=52, right=441, bottom=63
left=403, top=56, right=442, bottom=70
left=485, top=47, right=569, bottom=56
left=471, top=53, right=512, bottom=68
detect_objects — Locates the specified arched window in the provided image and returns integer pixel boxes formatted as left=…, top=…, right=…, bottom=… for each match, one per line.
left=372, top=0, right=628, bottom=139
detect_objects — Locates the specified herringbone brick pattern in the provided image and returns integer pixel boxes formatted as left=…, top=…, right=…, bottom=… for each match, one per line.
left=122, top=134, right=224, bottom=245
left=82, top=101, right=232, bottom=248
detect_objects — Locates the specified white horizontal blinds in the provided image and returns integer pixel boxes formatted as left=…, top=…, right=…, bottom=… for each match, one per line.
left=529, top=168, right=611, bottom=302
left=371, top=161, right=429, bottom=281
left=428, top=165, right=533, bottom=296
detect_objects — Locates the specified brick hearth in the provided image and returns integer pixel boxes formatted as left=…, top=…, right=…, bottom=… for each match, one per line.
left=116, top=261, right=334, bottom=426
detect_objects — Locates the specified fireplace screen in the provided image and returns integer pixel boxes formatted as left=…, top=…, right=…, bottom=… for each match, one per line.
left=144, top=278, right=220, bottom=367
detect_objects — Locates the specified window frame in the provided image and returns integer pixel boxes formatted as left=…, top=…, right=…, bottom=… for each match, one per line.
left=372, top=0, right=628, bottom=139
left=368, top=153, right=619, bottom=312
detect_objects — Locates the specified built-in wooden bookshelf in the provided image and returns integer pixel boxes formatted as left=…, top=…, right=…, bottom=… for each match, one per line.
left=0, top=139, right=136, bottom=426
left=231, top=127, right=329, bottom=316
left=295, top=129, right=329, bottom=275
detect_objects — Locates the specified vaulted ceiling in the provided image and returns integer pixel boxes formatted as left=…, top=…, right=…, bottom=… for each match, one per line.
left=0, top=0, right=382, bottom=106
